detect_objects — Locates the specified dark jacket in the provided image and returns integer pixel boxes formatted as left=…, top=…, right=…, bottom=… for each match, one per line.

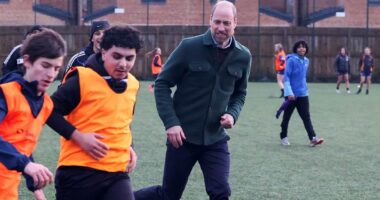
left=154, top=30, right=252, bottom=145
left=359, top=55, right=374, bottom=73
left=64, top=43, right=95, bottom=74
left=335, top=54, right=350, bottom=73
left=2, top=44, right=23, bottom=76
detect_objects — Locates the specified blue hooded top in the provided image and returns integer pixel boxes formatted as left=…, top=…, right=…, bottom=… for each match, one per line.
left=283, top=53, right=309, bottom=97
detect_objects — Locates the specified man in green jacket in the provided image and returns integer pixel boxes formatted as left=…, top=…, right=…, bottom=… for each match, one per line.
left=135, top=1, right=251, bottom=199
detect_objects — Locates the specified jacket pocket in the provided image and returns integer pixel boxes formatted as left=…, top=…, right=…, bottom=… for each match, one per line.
left=186, top=62, right=212, bottom=86
left=220, top=66, right=243, bottom=92
left=227, top=66, right=243, bottom=79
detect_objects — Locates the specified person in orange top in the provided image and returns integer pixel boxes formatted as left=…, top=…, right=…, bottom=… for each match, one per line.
left=147, top=47, right=163, bottom=92
left=274, top=43, right=286, bottom=98
left=0, top=29, right=66, bottom=200
left=47, top=25, right=142, bottom=200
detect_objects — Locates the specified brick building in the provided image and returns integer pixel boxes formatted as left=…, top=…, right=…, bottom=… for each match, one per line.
left=0, top=0, right=379, bottom=28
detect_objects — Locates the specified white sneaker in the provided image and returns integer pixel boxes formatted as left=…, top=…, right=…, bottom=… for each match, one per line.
left=347, top=90, right=351, bottom=94
left=357, top=85, right=360, bottom=88
left=336, top=89, right=341, bottom=94
left=281, top=137, right=290, bottom=146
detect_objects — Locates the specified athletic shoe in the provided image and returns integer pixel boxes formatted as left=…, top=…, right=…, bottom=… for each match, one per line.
left=366, top=90, right=369, bottom=95
left=310, top=137, right=324, bottom=147
left=281, top=137, right=290, bottom=146
left=357, top=85, right=360, bottom=88
left=356, top=88, right=361, bottom=94
left=346, top=90, right=351, bottom=94
left=336, top=89, right=341, bottom=94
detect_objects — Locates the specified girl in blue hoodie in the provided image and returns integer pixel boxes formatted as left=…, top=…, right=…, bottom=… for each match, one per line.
left=280, top=40, right=324, bottom=147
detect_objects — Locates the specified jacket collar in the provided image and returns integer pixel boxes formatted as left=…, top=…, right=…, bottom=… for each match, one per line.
left=202, top=29, right=243, bottom=51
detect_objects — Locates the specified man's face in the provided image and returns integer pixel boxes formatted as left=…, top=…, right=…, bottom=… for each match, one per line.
left=102, top=46, right=137, bottom=80
left=92, top=29, right=106, bottom=53
left=23, top=56, right=63, bottom=95
left=209, top=4, right=237, bottom=46
left=297, top=45, right=307, bottom=57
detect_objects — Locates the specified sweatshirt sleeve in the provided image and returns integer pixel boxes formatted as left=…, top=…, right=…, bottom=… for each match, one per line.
left=283, top=58, right=294, bottom=97
left=334, top=56, right=339, bottom=72
left=22, top=155, right=36, bottom=192
left=46, top=72, right=80, bottom=140
left=2, top=46, right=21, bottom=75
left=153, top=56, right=162, bottom=67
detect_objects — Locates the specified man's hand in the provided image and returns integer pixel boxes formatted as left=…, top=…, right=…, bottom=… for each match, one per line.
left=23, top=162, right=53, bottom=189
left=220, top=114, right=234, bottom=129
left=166, top=126, right=186, bottom=148
left=33, top=189, right=47, bottom=200
left=127, top=147, right=137, bottom=173
left=287, top=95, right=296, bottom=101
left=71, top=130, right=109, bottom=160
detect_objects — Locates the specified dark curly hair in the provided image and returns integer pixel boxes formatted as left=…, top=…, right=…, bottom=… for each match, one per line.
left=292, top=40, right=309, bottom=55
left=100, top=25, right=143, bottom=53
left=21, top=28, right=67, bottom=64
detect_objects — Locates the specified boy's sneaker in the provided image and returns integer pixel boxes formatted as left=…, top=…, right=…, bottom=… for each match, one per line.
left=336, top=89, right=341, bottom=94
left=356, top=88, right=362, bottom=94
left=310, top=137, right=324, bottom=147
left=281, top=137, right=290, bottom=146
left=366, top=90, right=369, bottom=95
left=346, top=90, right=351, bottom=94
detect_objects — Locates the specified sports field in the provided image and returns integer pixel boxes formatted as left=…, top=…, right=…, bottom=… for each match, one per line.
left=19, top=81, right=380, bottom=200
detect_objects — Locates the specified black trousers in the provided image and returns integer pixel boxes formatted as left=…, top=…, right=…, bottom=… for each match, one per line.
left=55, top=166, right=134, bottom=200
left=280, top=96, right=316, bottom=140
left=134, top=137, right=231, bottom=200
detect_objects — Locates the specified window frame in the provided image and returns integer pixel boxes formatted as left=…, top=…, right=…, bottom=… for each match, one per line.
left=141, top=0, right=166, bottom=4
left=368, top=0, right=380, bottom=7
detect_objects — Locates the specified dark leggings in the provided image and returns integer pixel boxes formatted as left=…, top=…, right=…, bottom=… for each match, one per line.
left=280, top=96, right=316, bottom=140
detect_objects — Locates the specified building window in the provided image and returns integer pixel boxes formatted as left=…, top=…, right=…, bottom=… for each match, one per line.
left=141, top=0, right=166, bottom=4
left=210, top=0, right=236, bottom=5
left=369, top=0, right=380, bottom=6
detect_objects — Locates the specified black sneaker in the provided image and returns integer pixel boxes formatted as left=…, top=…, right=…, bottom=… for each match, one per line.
left=366, top=90, right=369, bottom=95
left=356, top=88, right=362, bottom=94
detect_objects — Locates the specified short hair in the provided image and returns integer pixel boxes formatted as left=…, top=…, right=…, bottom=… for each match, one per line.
left=275, top=43, right=283, bottom=51
left=292, top=40, right=309, bottom=55
left=100, top=25, right=143, bottom=54
left=21, top=28, right=67, bottom=64
left=211, top=0, right=237, bottom=18
left=25, top=25, right=45, bottom=38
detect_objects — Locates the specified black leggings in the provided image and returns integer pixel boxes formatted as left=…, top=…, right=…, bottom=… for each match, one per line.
left=55, top=166, right=134, bottom=200
left=280, top=96, right=316, bottom=140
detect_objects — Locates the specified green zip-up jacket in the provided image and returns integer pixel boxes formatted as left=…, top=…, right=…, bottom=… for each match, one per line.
left=154, top=30, right=252, bottom=145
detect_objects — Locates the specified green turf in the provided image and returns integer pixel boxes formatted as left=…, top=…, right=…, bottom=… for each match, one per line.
left=19, top=82, right=380, bottom=200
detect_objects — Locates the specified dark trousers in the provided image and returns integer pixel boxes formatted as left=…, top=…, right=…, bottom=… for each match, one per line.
left=280, top=96, right=316, bottom=140
left=134, top=137, right=231, bottom=200
left=55, top=166, right=134, bottom=200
